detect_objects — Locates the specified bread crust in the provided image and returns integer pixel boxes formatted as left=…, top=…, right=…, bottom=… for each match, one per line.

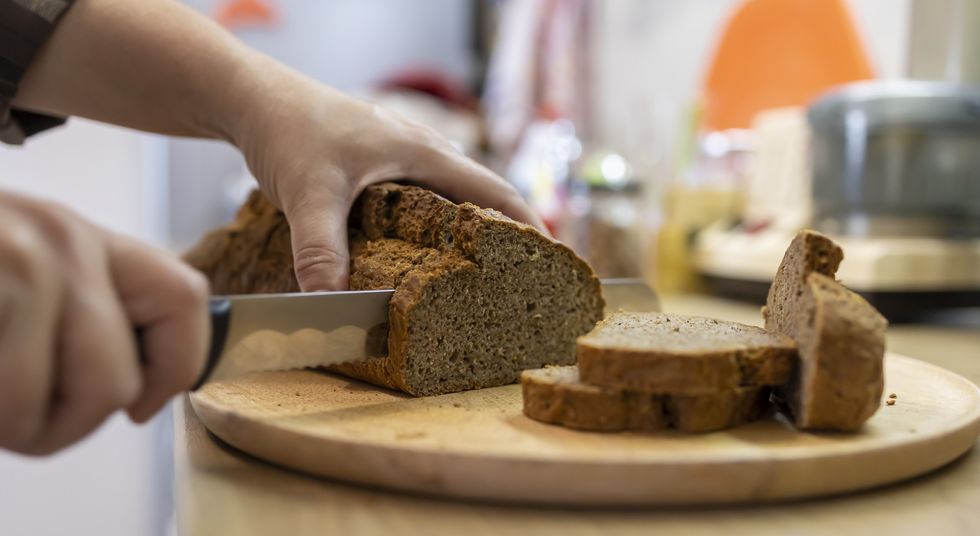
left=763, top=230, right=843, bottom=338
left=521, top=366, right=769, bottom=433
left=790, top=273, right=887, bottom=431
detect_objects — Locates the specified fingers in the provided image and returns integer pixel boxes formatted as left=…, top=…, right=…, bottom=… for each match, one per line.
left=280, top=139, right=544, bottom=292
left=282, top=187, right=352, bottom=292
left=29, top=248, right=141, bottom=454
left=399, top=132, right=549, bottom=235
left=0, top=194, right=208, bottom=455
left=0, top=207, right=61, bottom=452
left=245, top=91, right=547, bottom=294
left=106, top=233, right=210, bottom=423
left=0, top=197, right=141, bottom=455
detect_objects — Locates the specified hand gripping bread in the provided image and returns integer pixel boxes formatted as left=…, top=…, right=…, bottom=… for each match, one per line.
left=576, top=312, right=797, bottom=395
left=521, top=366, right=769, bottom=433
left=764, top=230, right=887, bottom=431
left=185, top=183, right=605, bottom=396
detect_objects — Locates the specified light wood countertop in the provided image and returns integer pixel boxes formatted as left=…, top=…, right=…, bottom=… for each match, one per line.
left=174, top=294, right=980, bottom=536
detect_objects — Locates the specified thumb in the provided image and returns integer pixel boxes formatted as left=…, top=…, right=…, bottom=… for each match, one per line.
left=285, top=193, right=351, bottom=292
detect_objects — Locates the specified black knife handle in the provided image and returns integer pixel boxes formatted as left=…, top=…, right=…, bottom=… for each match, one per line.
left=134, top=297, right=232, bottom=391
left=191, top=297, right=233, bottom=390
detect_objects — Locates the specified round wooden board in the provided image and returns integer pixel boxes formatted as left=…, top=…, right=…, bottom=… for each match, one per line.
left=190, top=353, right=980, bottom=505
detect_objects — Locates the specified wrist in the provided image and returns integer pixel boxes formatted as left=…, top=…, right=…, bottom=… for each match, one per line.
left=219, top=54, right=356, bottom=205
left=219, top=55, right=303, bottom=203
left=203, top=48, right=268, bottom=144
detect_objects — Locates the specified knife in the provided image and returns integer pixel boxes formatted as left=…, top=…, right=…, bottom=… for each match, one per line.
left=174, top=278, right=659, bottom=389
left=189, top=289, right=393, bottom=389
left=600, top=278, right=661, bottom=316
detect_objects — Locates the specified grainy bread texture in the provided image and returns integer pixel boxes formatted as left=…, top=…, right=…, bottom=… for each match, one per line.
left=185, top=183, right=605, bottom=396
left=763, top=230, right=887, bottom=431
left=576, top=312, right=797, bottom=394
left=762, top=230, right=843, bottom=338
left=521, top=366, right=769, bottom=433
left=183, top=191, right=299, bottom=294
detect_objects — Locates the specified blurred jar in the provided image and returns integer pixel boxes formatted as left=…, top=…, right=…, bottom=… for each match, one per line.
left=559, top=151, right=647, bottom=278
left=506, top=109, right=583, bottom=233
left=653, top=129, right=750, bottom=293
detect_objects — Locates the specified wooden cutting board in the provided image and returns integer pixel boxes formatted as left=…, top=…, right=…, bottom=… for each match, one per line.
left=190, top=353, right=980, bottom=505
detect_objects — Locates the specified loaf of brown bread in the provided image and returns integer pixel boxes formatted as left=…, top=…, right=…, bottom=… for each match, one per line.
left=576, top=312, right=797, bottom=395
left=521, top=366, right=770, bottom=433
left=764, top=231, right=887, bottom=431
left=185, top=183, right=605, bottom=396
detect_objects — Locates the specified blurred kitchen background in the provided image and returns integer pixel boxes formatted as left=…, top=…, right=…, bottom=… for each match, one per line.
left=1, top=0, right=978, bottom=534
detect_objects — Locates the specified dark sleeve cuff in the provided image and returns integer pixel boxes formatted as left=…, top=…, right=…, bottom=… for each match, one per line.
left=0, top=0, right=76, bottom=145
left=1, top=108, right=67, bottom=143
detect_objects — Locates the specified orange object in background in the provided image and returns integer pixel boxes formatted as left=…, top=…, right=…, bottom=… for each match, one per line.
left=702, top=0, right=873, bottom=131
left=214, top=0, right=278, bottom=30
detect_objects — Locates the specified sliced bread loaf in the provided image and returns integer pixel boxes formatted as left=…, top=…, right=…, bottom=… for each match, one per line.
left=185, top=183, right=605, bottom=396
left=521, top=366, right=769, bottom=433
left=763, top=230, right=887, bottom=431
left=576, top=312, right=797, bottom=394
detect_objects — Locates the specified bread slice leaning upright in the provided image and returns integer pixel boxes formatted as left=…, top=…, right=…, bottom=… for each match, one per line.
left=763, top=229, right=843, bottom=339
left=185, top=183, right=605, bottom=396
left=764, top=230, right=888, bottom=431
left=521, top=366, right=770, bottom=433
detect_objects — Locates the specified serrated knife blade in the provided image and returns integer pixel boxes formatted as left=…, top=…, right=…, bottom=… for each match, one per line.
left=190, top=289, right=393, bottom=388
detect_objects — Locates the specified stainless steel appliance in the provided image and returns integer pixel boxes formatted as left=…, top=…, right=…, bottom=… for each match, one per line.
left=693, top=81, right=980, bottom=320
left=808, top=81, right=980, bottom=238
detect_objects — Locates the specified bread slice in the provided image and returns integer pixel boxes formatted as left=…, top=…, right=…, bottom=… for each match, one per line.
left=521, top=366, right=769, bottom=433
left=576, top=312, right=797, bottom=395
left=780, top=272, right=888, bottom=431
left=185, top=183, right=605, bottom=396
left=762, top=230, right=843, bottom=339
left=763, top=230, right=887, bottom=431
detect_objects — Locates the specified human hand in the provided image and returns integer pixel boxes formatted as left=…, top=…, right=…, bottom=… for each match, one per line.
left=227, top=61, right=546, bottom=291
left=0, top=192, right=209, bottom=455
left=12, top=0, right=540, bottom=293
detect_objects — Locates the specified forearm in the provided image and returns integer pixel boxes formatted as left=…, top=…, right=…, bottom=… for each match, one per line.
left=12, top=0, right=279, bottom=141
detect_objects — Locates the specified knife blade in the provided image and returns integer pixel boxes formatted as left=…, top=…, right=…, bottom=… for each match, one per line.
left=600, top=278, right=661, bottom=315
left=191, top=289, right=393, bottom=388
left=178, top=278, right=658, bottom=389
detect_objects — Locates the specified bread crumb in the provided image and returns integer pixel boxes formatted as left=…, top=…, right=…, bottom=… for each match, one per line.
left=886, top=399, right=896, bottom=406
left=888, top=393, right=897, bottom=399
